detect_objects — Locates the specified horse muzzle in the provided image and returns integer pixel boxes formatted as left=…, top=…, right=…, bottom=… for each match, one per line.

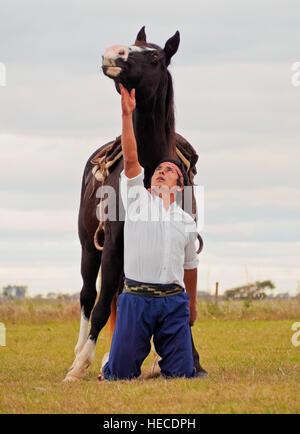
left=102, top=45, right=129, bottom=78
left=102, top=65, right=122, bottom=78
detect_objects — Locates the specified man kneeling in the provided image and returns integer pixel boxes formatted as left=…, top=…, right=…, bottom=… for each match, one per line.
left=101, top=84, right=199, bottom=380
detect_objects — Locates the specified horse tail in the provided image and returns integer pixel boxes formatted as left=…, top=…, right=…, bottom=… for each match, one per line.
left=109, top=295, right=118, bottom=340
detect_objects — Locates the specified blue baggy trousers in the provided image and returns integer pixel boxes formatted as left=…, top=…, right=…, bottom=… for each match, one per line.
left=103, top=292, right=196, bottom=380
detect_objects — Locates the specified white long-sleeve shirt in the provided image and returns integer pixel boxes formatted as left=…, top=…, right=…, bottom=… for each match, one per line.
left=120, top=167, right=199, bottom=288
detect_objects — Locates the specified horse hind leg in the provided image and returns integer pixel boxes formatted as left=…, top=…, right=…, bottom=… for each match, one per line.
left=191, top=332, right=208, bottom=378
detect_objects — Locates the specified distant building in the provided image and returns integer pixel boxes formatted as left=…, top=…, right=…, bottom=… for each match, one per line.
left=2, top=285, right=27, bottom=298
left=198, top=291, right=210, bottom=296
left=275, top=292, right=289, bottom=299
left=46, top=292, right=57, bottom=299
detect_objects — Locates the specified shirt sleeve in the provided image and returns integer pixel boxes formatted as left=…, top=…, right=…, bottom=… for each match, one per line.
left=184, top=226, right=199, bottom=270
left=120, top=167, right=150, bottom=219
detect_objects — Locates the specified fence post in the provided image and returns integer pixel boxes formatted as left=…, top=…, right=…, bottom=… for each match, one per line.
left=215, top=282, right=219, bottom=304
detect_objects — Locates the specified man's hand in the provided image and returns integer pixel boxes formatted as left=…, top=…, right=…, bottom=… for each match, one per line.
left=189, top=303, right=198, bottom=326
left=120, top=83, right=136, bottom=116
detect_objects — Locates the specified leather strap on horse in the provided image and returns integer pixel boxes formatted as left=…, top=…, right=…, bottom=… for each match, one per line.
left=90, top=133, right=198, bottom=185
left=176, top=147, right=190, bottom=173
left=94, top=193, right=105, bottom=250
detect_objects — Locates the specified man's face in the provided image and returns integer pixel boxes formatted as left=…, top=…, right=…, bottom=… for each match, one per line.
left=151, top=162, right=181, bottom=191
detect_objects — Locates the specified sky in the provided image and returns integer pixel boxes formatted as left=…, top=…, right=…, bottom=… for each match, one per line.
left=0, top=0, right=299, bottom=296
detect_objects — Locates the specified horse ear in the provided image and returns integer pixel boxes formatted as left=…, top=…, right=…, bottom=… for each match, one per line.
left=164, top=31, right=180, bottom=65
left=135, top=26, right=147, bottom=44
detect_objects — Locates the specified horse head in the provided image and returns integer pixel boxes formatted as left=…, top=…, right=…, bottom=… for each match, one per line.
left=102, top=27, right=180, bottom=104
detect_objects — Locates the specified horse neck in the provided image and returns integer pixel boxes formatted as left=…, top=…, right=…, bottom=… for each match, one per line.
left=133, top=85, right=176, bottom=170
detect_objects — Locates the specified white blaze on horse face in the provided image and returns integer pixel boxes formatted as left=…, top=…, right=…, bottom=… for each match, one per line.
left=102, top=45, right=156, bottom=77
left=103, top=45, right=130, bottom=66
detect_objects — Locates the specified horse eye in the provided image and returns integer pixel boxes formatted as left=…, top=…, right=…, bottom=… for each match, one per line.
left=151, top=53, right=159, bottom=63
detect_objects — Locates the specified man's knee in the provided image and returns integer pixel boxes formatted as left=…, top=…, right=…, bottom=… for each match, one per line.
left=102, top=360, right=141, bottom=381
left=161, top=367, right=196, bottom=379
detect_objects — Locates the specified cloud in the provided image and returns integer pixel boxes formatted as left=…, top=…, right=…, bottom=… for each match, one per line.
left=198, top=241, right=300, bottom=294
left=0, top=208, right=77, bottom=233
left=0, top=264, right=82, bottom=296
left=1, top=1, right=299, bottom=66
left=1, top=1, right=300, bottom=294
left=198, top=262, right=300, bottom=295
left=203, top=220, right=300, bottom=242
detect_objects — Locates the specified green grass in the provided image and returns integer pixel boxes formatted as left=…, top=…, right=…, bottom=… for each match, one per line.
left=0, top=300, right=300, bottom=413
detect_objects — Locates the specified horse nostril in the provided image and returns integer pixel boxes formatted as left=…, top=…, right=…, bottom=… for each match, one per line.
left=119, top=49, right=125, bottom=56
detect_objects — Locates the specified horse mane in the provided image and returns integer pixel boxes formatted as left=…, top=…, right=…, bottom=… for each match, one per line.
left=165, top=70, right=176, bottom=157
left=135, top=41, right=177, bottom=157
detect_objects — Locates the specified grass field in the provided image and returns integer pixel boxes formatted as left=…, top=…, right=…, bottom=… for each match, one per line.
left=0, top=299, right=300, bottom=414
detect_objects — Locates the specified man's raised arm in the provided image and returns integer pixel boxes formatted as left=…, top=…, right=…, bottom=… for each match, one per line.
left=119, top=83, right=141, bottom=179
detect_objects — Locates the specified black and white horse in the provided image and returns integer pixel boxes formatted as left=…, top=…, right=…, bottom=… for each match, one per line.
left=64, top=27, right=205, bottom=382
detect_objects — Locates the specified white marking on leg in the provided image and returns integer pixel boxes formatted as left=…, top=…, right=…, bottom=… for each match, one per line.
left=74, top=310, right=90, bottom=356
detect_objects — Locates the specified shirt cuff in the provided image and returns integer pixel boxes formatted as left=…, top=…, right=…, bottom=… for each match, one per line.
left=120, top=167, right=144, bottom=186
left=184, top=257, right=199, bottom=270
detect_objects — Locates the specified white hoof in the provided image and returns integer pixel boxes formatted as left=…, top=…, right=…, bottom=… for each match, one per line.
left=64, top=338, right=95, bottom=382
left=97, top=352, right=109, bottom=382
left=62, top=374, right=80, bottom=383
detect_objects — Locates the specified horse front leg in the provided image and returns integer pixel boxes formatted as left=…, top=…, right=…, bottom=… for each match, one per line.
left=64, top=229, right=123, bottom=382
left=63, top=241, right=101, bottom=382
left=75, top=242, right=101, bottom=356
